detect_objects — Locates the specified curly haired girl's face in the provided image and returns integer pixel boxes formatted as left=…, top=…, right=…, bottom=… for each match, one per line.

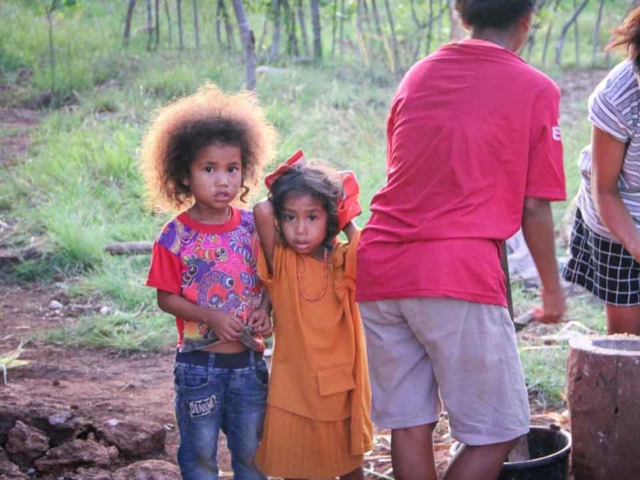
left=184, top=143, right=242, bottom=223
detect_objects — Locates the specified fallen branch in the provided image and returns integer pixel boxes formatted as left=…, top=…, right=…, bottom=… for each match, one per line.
left=0, top=244, right=44, bottom=265
left=105, top=242, right=152, bottom=256
left=514, top=309, right=535, bottom=331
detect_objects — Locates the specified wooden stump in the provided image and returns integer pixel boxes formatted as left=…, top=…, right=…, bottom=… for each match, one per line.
left=567, top=336, right=640, bottom=479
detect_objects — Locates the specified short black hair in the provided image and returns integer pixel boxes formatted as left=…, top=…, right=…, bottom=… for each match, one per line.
left=456, top=0, right=535, bottom=30
left=269, top=164, right=342, bottom=249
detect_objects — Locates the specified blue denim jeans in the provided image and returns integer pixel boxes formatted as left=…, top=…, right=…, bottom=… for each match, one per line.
left=174, top=351, right=268, bottom=480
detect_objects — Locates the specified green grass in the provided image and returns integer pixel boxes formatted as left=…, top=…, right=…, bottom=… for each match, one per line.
left=42, top=311, right=174, bottom=352
left=0, top=0, right=624, bottom=407
left=520, top=346, right=569, bottom=410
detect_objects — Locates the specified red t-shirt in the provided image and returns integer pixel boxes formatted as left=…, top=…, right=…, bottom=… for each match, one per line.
left=356, top=40, right=565, bottom=306
left=146, top=209, right=264, bottom=352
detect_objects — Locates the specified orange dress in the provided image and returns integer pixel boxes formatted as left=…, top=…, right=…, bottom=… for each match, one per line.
left=255, top=231, right=373, bottom=478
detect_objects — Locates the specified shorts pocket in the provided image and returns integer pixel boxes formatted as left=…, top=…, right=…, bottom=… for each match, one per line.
left=253, top=360, right=269, bottom=388
left=174, top=363, right=210, bottom=391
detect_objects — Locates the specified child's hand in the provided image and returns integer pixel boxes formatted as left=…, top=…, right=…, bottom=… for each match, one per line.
left=206, top=311, right=245, bottom=342
left=248, top=309, right=273, bottom=337
left=337, top=170, right=362, bottom=231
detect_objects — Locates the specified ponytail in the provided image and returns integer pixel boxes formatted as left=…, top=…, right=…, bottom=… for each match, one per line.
left=607, top=5, right=640, bottom=70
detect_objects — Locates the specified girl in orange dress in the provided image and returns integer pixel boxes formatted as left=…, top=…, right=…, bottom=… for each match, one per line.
left=253, top=152, right=373, bottom=479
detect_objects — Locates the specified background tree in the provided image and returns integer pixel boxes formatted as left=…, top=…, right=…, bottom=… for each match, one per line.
left=230, top=0, right=257, bottom=89
left=43, top=0, right=77, bottom=92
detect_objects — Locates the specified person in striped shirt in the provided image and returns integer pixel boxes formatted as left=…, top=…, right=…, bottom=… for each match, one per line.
left=563, top=6, right=640, bottom=334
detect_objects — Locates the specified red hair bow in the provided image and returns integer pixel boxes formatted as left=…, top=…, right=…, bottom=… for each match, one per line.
left=264, top=150, right=306, bottom=190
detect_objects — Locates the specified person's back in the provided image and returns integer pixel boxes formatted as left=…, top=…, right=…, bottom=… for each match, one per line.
left=358, top=38, right=564, bottom=306
left=371, top=41, right=562, bottom=242
left=357, top=1, right=567, bottom=480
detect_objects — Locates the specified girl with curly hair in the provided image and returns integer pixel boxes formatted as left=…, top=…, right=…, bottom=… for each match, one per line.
left=140, top=83, right=277, bottom=480
left=253, top=152, right=373, bottom=480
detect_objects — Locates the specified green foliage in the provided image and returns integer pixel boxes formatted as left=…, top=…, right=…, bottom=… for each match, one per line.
left=520, top=346, right=569, bottom=410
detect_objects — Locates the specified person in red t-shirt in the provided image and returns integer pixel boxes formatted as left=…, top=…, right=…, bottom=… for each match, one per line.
left=356, top=1, right=567, bottom=479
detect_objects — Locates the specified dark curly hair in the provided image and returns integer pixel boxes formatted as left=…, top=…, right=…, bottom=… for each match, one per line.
left=456, top=0, right=535, bottom=30
left=140, top=83, right=277, bottom=212
left=268, top=163, right=342, bottom=249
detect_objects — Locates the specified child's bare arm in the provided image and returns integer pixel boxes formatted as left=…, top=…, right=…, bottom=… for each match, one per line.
left=253, top=199, right=277, bottom=272
left=157, top=290, right=244, bottom=342
left=343, top=221, right=359, bottom=243
left=521, top=197, right=565, bottom=324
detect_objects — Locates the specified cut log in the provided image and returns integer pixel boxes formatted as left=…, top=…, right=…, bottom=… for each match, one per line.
left=0, top=245, right=43, bottom=265
left=567, top=335, right=640, bottom=479
left=105, top=242, right=152, bottom=256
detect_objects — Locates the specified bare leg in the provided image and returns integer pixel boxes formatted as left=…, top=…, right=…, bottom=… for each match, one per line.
left=390, top=423, right=438, bottom=480
left=340, top=466, right=364, bottom=480
left=444, top=438, right=518, bottom=480
left=605, top=304, right=640, bottom=335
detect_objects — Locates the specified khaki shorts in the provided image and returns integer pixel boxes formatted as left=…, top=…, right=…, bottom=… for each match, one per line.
left=359, top=297, right=530, bottom=446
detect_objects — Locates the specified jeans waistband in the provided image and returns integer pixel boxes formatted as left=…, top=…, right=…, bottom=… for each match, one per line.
left=175, top=349, right=263, bottom=369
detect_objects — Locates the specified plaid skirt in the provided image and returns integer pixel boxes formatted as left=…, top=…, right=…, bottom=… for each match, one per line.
left=563, top=208, right=640, bottom=306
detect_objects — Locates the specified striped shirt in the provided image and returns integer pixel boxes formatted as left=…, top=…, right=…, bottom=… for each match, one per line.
left=577, top=60, right=640, bottom=240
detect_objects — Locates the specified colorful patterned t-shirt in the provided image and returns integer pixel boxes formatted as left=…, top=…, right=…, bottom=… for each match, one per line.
left=146, top=208, right=264, bottom=352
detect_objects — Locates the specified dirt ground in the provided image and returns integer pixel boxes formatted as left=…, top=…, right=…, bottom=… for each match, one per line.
left=0, top=68, right=607, bottom=478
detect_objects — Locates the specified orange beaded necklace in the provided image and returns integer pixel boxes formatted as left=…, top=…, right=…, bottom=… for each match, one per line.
left=296, top=248, right=329, bottom=302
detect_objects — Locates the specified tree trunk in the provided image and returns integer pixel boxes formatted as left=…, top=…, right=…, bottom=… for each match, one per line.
left=146, top=0, right=153, bottom=51
left=554, top=0, right=589, bottom=66
left=155, top=0, right=160, bottom=49
left=123, top=0, right=137, bottom=45
left=310, top=0, right=322, bottom=59
left=222, top=0, right=236, bottom=51
left=339, top=0, right=345, bottom=59
left=592, top=0, right=605, bottom=66
left=193, top=0, right=200, bottom=50
left=524, top=0, right=548, bottom=61
left=370, top=0, right=384, bottom=43
left=409, top=0, right=426, bottom=62
left=258, top=12, right=269, bottom=51
left=47, top=10, right=56, bottom=91
left=297, top=0, right=310, bottom=57
left=425, top=0, right=434, bottom=55
left=164, top=0, right=172, bottom=46
left=542, top=0, right=561, bottom=66
left=437, top=0, right=444, bottom=44
left=383, top=0, right=399, bottom=70
left=356, top=0, right=365, bottom=62
left=447, top=0, right=464, bottom=41
left=177, top=0, right=184, bottom=50
left=281, top=0, right=299, bottom=56
left=216, top=0, right=224, bottom=47
left=567, top=336, right=640, bottom=479
left=573, top=0, right=580, bottom=65
left=270, top=0, right=281, bottom=58
left=230, top=0, right=257, bottom=90
left=331, top=0, right=338, bottom=56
